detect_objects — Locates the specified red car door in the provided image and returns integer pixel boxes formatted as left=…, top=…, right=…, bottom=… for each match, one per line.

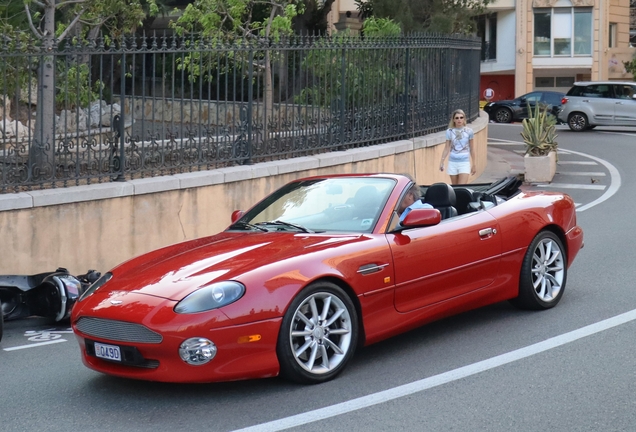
left=389, top=211, right=502, bottom=313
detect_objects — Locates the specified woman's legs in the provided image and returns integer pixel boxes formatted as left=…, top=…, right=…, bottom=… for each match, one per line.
left=449, top=173, right=469, bottom=185
left=455, top=173, right=470, bottom=184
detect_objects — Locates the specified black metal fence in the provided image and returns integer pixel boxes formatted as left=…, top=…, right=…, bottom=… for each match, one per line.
left=0, top=33, right=481, bottom=193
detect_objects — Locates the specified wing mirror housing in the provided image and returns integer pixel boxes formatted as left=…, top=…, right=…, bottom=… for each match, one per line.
left=400, top=208, right=441, bottom=228
left=231, top=210, right=244, bottom=223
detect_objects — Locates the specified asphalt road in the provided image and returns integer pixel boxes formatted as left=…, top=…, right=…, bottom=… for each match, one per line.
left=2, top=124, right=636, bottom=432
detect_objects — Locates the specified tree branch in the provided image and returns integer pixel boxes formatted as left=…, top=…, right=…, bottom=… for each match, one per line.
left=57, top=9, right=86, bottom=41
left=24, top=3, right=43, bottom=38
left=264, top=3, right=278, bottom=38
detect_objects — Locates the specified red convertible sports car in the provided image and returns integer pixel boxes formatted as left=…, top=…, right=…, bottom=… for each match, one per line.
left=72, top=174, right=583, bottom=384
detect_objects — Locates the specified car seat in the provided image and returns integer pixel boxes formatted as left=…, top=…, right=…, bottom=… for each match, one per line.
left=453, top=187, right=476, bottom=215
left=424, top=183, right=458, bottom=219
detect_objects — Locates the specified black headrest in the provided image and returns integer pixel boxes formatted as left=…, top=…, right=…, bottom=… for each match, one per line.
left=425, top=183, right=456, bottom=207
left=454, top=187, right=475, bottom=202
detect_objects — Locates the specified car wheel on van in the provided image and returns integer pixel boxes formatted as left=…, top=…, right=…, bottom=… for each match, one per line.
left=567, top=113, right=589, bottom=132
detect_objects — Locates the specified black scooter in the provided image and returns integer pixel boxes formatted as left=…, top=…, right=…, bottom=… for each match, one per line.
left=0, top=268, right=100, bottom=342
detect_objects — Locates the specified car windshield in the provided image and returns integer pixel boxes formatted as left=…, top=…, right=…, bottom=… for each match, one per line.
left=233, top=177, right=396, bottom=233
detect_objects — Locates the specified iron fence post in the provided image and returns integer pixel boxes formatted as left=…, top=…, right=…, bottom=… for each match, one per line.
left=115, top=49, right=126, bottom=181
left=403, top=46, right=410, bottom=138
left=246, top=48, right=254, bottom=165
left=340, top=47, right=346, bottom=147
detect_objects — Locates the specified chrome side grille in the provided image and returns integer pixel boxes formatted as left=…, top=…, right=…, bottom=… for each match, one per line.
left=76, top=317, right=163, bottom=344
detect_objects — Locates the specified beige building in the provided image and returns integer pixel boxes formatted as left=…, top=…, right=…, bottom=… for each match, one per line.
left=478, top=0, right=634, bottom=101
left=327, top=0, right=364, bottom=34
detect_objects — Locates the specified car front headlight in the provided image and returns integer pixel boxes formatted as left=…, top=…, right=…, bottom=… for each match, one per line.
left=174, top=281, right=245, bottom=314
left=79, top=272, right=113, bottom=301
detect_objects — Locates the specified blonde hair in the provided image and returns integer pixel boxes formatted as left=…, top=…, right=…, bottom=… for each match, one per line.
left=448, top=109, right=466, bottom=129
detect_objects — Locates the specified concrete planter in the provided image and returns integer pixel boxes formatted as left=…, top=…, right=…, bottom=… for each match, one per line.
left=524, top=151, right=557, bottom=183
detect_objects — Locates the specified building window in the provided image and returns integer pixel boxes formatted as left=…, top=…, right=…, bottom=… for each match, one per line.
left=535, top=77, right=555, bottom=87
left=574, top=9, right=592, bottom=54
left=556, top=76, right=575, bottom=87
left=477, top=13, right=497, bottom=61
left=534, top=76, right=575, bottom=89
left=609, top=23, right=617, bottom=48
left=534, top=10, right=551, bottom=55
left=533, top=8, right=592, bottom=56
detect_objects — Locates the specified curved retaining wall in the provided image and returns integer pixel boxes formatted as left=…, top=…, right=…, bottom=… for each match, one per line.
left=0, top=112, right=489, bottom=275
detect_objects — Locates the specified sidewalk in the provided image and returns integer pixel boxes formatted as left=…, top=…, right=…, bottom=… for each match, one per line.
left=473, top=145, right=525, bottom=184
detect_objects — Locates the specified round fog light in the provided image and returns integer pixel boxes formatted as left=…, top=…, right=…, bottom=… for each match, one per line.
left=179, top=338, right=217, bottom=365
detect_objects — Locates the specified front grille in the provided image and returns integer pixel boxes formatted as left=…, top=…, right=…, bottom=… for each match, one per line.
left=76, top=317, right=163, bottom=344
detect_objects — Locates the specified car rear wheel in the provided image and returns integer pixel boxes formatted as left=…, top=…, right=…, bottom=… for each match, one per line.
left=494, top=108, right=512, bottom=123
left=277, top=282, right=358, bottom=384
left=567, top=113, right=588, bottom=131
left=511, top=231, right=567, bottom=310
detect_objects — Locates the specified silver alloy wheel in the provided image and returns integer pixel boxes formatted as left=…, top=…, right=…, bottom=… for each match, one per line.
left=288, top=291, right=353, bottom=375
left=530, top=237, right=565, bottom=302
left=568, top=113, right=588, bottom=131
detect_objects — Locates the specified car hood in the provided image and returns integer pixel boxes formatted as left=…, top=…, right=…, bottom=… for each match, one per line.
left=104, top=232, right=362, bottom=301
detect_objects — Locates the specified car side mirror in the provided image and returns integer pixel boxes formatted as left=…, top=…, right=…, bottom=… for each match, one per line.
left=400, top=208, right=441, bottom=228
left=231, top=210, right=244, bottom=223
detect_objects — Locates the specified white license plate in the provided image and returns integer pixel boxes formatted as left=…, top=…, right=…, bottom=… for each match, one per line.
left=94, top=342, right=122, bottom=362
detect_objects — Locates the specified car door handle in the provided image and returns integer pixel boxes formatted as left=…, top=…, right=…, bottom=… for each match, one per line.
left=616, top=101, right=623, bottom=105
left=479, top=228, right=497, bottom=239
left=357, top=263, right=389, bottom=275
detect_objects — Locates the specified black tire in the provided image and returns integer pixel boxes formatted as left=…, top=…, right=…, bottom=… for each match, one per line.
left=0, top=300, right=3, bottom=343
left=567, top=113, right=588, bottom=131
left=494, top=108, right=513, bottom=123
left=277, top=282, right=358, bottom=384
left=511, top=231, right=567, bottom=310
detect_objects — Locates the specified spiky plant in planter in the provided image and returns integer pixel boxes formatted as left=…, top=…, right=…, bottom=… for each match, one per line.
left=521, top=103, right=558, bottom=156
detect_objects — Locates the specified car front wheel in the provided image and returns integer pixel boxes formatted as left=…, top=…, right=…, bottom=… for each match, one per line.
left=511, top=231, right=567, bottom=310
left=277, top=282, right=358, bottom=384
left=567, top=113, right=588, bottom=131
left=494, top=108, right=512, bottom=123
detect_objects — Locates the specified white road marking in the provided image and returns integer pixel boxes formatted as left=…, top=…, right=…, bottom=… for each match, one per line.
left=537, top=183, right=606, bottom=190
left=234, top=309, right=636, bottom=432
left=597, top=131, right=636, bottom=137
left=556, top=172, right=605, bottom=176
left=3, top=339, right=68, bottom=351
left=486, top=139, right=620, bottom=212
left=487, top=141, right=522, bottom=146
left=558, top=161, right=597, bottom=165
left=559, top=148, right=621, bottom=212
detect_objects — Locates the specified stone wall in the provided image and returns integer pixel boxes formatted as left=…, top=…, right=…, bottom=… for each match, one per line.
left=0, top=112, right=489, bottom=276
